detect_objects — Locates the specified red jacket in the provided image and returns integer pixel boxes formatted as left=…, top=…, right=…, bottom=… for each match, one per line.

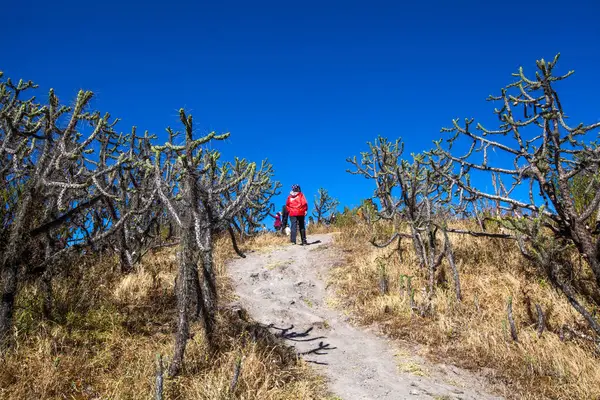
left=274, top=214, right=282, bottom=228
left=286, top=192, right=308, bottom=217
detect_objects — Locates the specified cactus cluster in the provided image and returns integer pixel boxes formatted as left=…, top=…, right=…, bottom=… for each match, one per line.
left=347, top=136, right=462, bottom=310
left=313, top=188, right=339, bottom=224
left=432, top=54, right=600, bottom=336
left=0, top=74, right=280, bottom=375
left=347, top=55, right=600, bottom=334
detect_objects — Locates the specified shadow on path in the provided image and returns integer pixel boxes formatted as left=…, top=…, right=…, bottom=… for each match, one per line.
left=269, top=324, right=337, bottom=365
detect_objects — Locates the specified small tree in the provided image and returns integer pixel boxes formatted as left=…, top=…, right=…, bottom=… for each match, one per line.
left=313, top=188, right=339, bottom=224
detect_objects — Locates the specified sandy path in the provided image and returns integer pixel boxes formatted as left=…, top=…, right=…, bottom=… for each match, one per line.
left=227, top=233, right=503, bottom=400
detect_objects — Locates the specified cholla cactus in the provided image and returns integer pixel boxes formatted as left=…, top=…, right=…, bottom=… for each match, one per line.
left=357, top=198, right=378, bottom=224
left=221, top=158, right=281, bottom=238
left=0, top=74, right=157, bottom=347
left=434, top=54, right=600, bottom=334
left=347, top=137, right=461, bottom=304
left=151, top=109, right=280, bottom=376
left=312, top=188, right=339, bottom=224
left=0, top=69, right=279, bottom=373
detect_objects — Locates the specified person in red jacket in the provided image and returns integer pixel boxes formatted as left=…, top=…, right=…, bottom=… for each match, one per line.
left=286, top=184, right=308, bottom=245
left=273, top=212, right=282, bottom=232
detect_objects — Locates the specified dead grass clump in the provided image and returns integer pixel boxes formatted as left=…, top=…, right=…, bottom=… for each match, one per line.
left=328, top=221, right=600, bottom=400
left=0, top=233, right=327, bottom=399
left=307, top=224, right=335, bottom=235
left=237, top=233, right=289, bottom=253
left=113, top=268, right=154, bottom=305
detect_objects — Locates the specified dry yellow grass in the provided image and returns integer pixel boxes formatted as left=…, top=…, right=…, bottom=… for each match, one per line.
left=0, top=233, right=327, bottom=399
left=237, top=232, right=290, bottom=254
left=307, top=224, right=335, bottom=235
left=328, top=220, right=600, bottom=400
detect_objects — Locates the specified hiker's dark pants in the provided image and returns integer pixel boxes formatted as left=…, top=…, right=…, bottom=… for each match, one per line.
left=282, top=212, right=289, bottom=229
left=290, top=216, right=306, bottom=244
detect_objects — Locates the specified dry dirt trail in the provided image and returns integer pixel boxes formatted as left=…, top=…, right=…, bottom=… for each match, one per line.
left=227, top=233, right=503, bottom=400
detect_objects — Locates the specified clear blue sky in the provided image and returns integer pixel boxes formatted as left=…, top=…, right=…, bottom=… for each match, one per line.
left=3, top=0, right=600, bottom=215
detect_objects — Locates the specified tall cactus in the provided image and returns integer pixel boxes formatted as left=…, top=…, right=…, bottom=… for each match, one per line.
left=151, top=109, right=280, bottom=376
left=313, top=188, right=339, bottom=224
left=347, top=137, right=461, bottom=304
left=0, top=70, right=280, bottom=371
left=0, top=76, right=156, bottom=348
left=221, top=158, right=281, bottom=237
left=433, top=54, right=600, bottom=334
